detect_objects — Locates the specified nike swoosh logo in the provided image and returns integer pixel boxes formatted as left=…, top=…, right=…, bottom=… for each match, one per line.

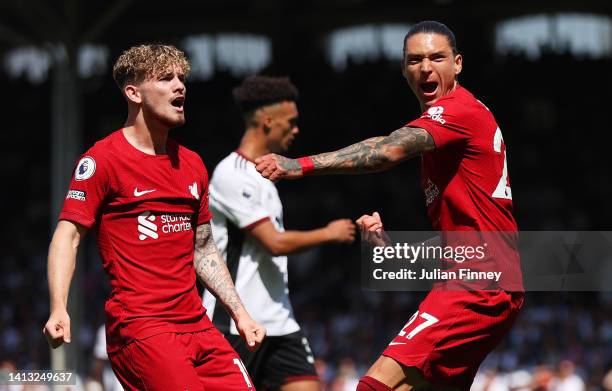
left=134, top=188, right=156, bottom=197
left=388, top=342, right=406, bottom=346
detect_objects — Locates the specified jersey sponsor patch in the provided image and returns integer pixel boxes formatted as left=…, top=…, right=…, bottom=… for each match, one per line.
left=75, top=156, right=96, bottom=181
left=138, top=211, right=158, bottom=240
left=137, top=211, right=193, bottom=241
left=66, top=189, right=86, bottom=201
left=426, top=106, right=446, bottom=125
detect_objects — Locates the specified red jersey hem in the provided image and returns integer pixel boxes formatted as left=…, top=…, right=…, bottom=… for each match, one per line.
left=197, top=215, right=212, bottom=225
left=107, top=323, right=215, bottom=355
left=407, top=121, right=442, bottom=149
left=58, top=211, right=95, bottom=229
left=381, top=351, right=428, bottom=374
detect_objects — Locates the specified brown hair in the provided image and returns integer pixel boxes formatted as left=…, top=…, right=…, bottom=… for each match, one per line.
left=112, top=44, right=190, bottom=89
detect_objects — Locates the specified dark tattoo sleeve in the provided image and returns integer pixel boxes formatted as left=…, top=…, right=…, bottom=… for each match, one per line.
left=277, top=156, right=302, bottom=173
left=309, top=126, right=435, bottom=174
left=194, top=223, right=245, bottom=316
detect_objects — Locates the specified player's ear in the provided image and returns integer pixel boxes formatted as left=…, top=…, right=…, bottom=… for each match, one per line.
left=454, top=53, right=463, bottom=76
left=252, top=108, right=271, bottom=132
left=261, top=114, right=274, bottom=135
left=124, top=84, right=142, bottom=104
left=258, top=108, right=274, bottom=129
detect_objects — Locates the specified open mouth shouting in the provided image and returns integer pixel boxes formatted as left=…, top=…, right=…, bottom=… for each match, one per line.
left=419, top=81, right=439, bottom=97
left=171, top=95, right=185, bottom=112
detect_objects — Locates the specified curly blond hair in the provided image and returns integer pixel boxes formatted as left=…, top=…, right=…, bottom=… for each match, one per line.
left=112, top=44, right=190, bottom=88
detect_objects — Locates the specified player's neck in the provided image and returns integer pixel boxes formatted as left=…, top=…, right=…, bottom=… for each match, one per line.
left=122, top=107, right=171, bottom=154
left=122, top=122, right=169, bottom=155
left=238, top=128, right=268, bottom=160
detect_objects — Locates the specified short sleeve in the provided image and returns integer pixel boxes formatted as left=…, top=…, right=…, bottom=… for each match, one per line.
left=59, top=152, right=110, bottom=229
left=209, top=166, right=270, bottom=230
left=197, top=164, right=213, bottom=225
left=406, top=101, right=472, bottom=149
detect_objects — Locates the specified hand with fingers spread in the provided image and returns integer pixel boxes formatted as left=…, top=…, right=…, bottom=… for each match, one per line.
left=255, top=154, right=303, bottom=182
left=325, top=218, right=357, bottom=243
left=235, top=315, right=266, bottom=352
left=43, top=309, right=71, bottom=349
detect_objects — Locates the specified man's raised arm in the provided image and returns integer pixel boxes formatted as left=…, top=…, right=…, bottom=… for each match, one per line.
left=255, top=126, right=435, bottom=181
left=194, top=223, right=266, bottom=350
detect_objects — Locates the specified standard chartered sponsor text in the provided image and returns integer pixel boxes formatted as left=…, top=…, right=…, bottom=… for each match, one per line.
left=160, top=213, right=192, bottom=233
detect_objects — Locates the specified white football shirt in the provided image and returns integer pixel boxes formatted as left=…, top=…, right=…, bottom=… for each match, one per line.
left=203, top=151, right=300, bottom=336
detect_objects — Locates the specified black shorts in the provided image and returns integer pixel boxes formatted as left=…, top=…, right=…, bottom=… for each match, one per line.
left=226, top=330, right=319, bottom=390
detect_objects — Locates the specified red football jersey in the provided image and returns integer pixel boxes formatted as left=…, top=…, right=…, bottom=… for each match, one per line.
left=59, top=129, right=214, bottom=353
left=408, top=86, right=515, bottom=232
left=407, top=86, right=522, bottom=291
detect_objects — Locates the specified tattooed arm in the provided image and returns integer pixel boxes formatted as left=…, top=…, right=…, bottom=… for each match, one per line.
left=194, top=223, right=265, bottom=349
left=255, top=126, right=435, bottom=181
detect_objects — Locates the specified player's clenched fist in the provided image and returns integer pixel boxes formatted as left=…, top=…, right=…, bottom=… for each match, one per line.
left=255, top=154, right=303, bottom=182
left=236, top=316, right=266, bottom=352
left=356, top=212, right=390, bottom=247
left=356, top=211, right=383, bottom=233
left=43, top=310, right=71, bottom=348
left=326, top=219, right=356, bottom=243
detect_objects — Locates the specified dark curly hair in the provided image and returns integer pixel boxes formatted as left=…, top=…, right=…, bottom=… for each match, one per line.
left=233, top=75, right=299, bottom=126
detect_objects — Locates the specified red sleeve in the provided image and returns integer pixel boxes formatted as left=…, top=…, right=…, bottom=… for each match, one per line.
left=406, top=100, right=472, bottom=148
left=58, top=152, right=110, bottom=229
left=197, top=162, right=213, bottom=225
